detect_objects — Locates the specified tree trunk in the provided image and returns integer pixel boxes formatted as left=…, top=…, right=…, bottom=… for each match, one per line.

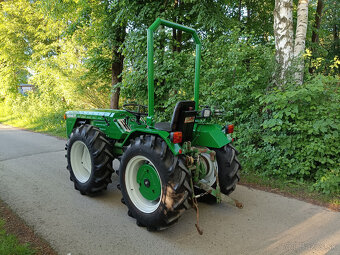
left=333, top=24, right=339, bottom=55
left=246, top=0, right=251, bottom=28
left=293, top=0, right=309, bottom=85
left=172, top=29, right=182, bottom=52
left=309, top=0, right=324, bottom=74
left=176, top=30, right=182, bottom=52
left=311, top=0, right=323, bottom=44
left=110, top=25, right=126, bottom=109
left=172, top=28, right=177, bottom=52
left=238, top=0, right=242, bottom=21
left=273, top=0, right=294, bottom=87
left=172, top=0, right=182, bottom=53
left=110, top=51, right=124, bottom=109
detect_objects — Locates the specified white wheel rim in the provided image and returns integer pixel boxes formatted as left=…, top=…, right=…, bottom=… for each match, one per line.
left=70, top=141, right=92, bottom=183
left=200, top=153, right=218, bottom=186
left=125, top=155, right=162, bottom=214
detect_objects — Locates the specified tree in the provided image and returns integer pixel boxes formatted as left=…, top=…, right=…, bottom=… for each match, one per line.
left=120, top=0, right=233, bottom=118
left=78, top=1, right=127, bottom=109
left=273, top=0, right=309, bottom=86
left=0, top=0, right=58, bottom=98
left=311, top=0, right=324, bottom=47
left=309, top=0, right=324, bottom=74
left=293, top=0, right=309, bottom=85
left=40, top=0, right=128, bottom=109
left=273, top=0, right=294, bottom=87
left=110, top=25, right=126, bottom=109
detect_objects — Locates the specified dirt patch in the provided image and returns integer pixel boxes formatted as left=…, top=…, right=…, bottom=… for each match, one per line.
left=239, top=182, right=340, bottom=212
left=0, top=198, right=57, bottom=255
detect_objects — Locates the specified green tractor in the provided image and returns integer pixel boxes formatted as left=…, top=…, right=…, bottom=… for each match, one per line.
left=65, top=18, right=241, bottom=231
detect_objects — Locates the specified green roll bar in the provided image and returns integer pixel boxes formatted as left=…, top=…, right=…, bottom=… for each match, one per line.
left=146, top=18, right=201, bottom=126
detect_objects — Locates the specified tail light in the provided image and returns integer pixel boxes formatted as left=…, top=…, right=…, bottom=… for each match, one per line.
left=226, top=124, right=234, bottom=134
left=170, top=132, right=182, bottom=144
left=63, top=114, right=67, bottom=120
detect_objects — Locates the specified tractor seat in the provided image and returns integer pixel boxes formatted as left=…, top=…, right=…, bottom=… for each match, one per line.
left=154, top=122, right=171, bottom=132
left=154, top=101, right=196, bottom=141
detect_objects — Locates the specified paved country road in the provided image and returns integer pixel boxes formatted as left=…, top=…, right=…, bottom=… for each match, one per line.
left=0, top=124, right=339, bottom=255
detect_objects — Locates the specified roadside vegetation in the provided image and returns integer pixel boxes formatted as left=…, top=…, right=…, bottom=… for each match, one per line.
left=0, top=0, right=339, bottom=201
left=241, top=173, right=339, bottom=210
left=0, top=220, right=35, bottom=255
left=0, top=199, right=56, bottom=255
left=0, top=99, right=66, bottom=138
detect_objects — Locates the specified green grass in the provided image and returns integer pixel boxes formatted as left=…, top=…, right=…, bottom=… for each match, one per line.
left=0, top=101, right=67, bottom=139
left=240, top=172, right=340, bottom=210
left=0, top=220, right=35, bottom=255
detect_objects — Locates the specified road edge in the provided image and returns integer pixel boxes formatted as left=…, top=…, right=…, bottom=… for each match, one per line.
left=0, top=198, right=58, bottom=255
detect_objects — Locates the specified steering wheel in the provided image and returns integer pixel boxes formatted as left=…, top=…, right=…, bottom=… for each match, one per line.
left=123, top=103, right=148, bottom=118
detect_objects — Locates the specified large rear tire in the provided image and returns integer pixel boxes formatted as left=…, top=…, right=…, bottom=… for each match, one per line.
left=66, top=124, right=114, bottom=195
left=196, top=144, right=241, bottom=203
left=215, top=144, right=241, bottom=195
left=119, top=135, right=192, bottom=230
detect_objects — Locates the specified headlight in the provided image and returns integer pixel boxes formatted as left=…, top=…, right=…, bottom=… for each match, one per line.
left=214, top=109, right=224, bottom=116
left=201, top=109, right=211, bottom=118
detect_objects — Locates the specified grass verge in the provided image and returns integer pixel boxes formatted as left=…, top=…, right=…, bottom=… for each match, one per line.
left=0, top=199, right=57, bottom=255
left=0, top=101, right=67, bottom=138
left=0, top=220, right=35, bottom=255
left=240, top=172, right=340, bottom=211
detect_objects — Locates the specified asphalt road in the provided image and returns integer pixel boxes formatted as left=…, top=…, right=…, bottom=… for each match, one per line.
left=0, top=124, right=339, bottom=255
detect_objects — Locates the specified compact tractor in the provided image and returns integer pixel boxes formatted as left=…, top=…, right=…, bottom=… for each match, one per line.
left=65, top=18, right=241, bottom=232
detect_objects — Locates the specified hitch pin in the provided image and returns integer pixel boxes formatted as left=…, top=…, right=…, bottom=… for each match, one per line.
left=194, top=192, right=209, bottom=199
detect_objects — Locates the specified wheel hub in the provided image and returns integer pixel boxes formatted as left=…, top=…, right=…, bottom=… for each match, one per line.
left=144, top=179, right=151, bottom=188
left=137, top=164, right=161, bottom=201
left=199, top=153, right=218, bottom=186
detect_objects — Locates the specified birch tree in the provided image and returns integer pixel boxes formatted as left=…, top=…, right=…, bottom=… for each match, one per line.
left=273, top=0, right=294, bottom=86
left=293, top=0, right=309, bottom=85
left=273, top=0, right=309, bottom=86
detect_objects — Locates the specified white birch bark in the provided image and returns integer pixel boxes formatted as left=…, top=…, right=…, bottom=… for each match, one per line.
left=273, top=0, right=294, bottom=86
left=294, top=0, right=309, bottom=85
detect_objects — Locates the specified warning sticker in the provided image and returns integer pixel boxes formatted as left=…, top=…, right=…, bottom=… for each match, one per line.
left=184, top=116, right=195, bottom=123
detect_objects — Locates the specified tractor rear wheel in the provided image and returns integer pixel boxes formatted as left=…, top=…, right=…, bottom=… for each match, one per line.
left=119, top=135, right=192, bottom=230
left=197, top=144, right=240, bottom=203
left=66, top=124, right=114, bottom=195
left=214, top=144, right=241, bottom=195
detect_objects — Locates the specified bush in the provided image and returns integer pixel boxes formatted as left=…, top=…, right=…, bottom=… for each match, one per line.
left=313, top=169, right=340, bottom=195
left=240, top=75, right=339, bottom=195
left=0, top=92, right=69, bottom=138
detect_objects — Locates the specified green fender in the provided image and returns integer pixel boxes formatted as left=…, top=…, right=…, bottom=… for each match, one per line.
left=192, top=124, right=231, bottom=149
left=116, top=128, right=182, bottom=155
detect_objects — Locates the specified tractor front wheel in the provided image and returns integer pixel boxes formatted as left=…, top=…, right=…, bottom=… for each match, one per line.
left=119, top=135, right=192, bottom=230
left=66, top=124, right=114, bottom=195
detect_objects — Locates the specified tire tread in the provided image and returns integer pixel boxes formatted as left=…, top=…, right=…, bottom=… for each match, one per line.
left=66, top=124, right=114, bottom=195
